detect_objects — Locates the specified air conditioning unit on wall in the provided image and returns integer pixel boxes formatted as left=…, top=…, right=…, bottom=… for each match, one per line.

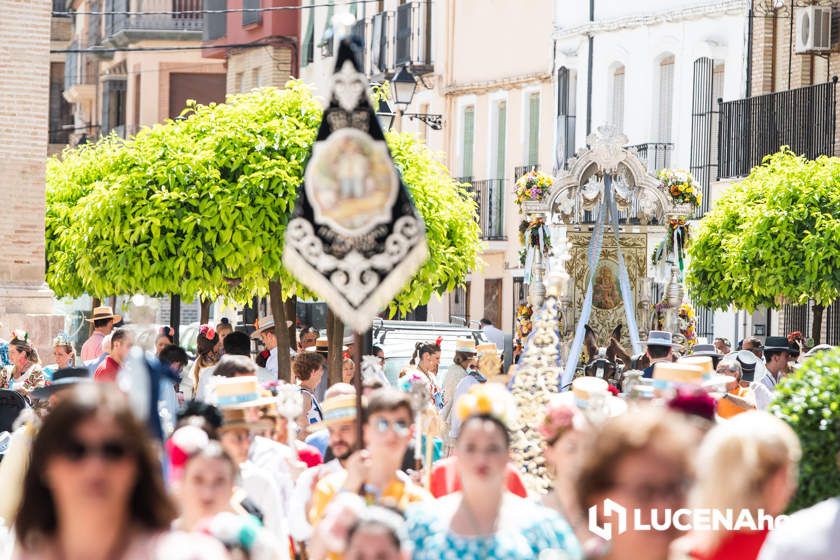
left=795, top=6, right=833, bottom=54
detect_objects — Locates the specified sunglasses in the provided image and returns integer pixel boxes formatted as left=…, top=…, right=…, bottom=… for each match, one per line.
left=59, top=439, right=131, bottom=463
left=373, top=418, right=410, bottom=436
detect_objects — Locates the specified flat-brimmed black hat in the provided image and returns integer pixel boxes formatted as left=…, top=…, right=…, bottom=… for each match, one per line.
left=30, top=367, right=91, bottom=400
left=764, top=336, right=792, bottom=353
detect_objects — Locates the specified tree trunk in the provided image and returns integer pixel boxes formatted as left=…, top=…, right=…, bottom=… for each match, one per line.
left=285, top=296, right=297, bottom=352
left=269, top=279, right=292, bottom=383
left=90, top=297, right=101, bottom=336
left=200, top=298, right=212, bottom=325
left=812, top=304, right=825, bottom=346
left=170, top=295, right=181, bottom=345
left=324, top=310, right=343, bottom=385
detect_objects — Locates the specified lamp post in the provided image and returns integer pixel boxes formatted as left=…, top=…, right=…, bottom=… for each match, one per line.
left=374, top=66, right=443, bottom=132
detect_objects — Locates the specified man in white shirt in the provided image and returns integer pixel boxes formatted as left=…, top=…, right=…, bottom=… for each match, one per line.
left=480, top=318, right=505, bottom=352
left=752, top=336, right=793, bottom=410
left=252, top=315, right=293, bottom=380
left=289, top=392, right=360, bottom=542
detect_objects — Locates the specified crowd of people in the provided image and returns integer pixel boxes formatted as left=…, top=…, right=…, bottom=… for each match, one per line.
left=0, top=310, right=835, bottom=560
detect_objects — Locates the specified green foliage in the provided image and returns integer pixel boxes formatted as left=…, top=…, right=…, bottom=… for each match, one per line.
left=771, top=348, right=840, bottom=512
left=687, top=149, right=840, bottom=310
left=386, top=131, right=481, bottom=316
left=45, top=82, right=481, bottom=313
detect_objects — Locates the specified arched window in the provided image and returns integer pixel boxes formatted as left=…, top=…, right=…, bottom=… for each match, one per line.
left=610, top=65, right=625, bottom=132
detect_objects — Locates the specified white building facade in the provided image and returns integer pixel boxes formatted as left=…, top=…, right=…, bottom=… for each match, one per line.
left=552, top=0, right=754, bottom=345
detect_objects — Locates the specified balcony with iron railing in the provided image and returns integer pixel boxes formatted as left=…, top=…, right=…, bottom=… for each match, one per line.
left=514, top=164, right=540, bottom=182
left=394, top=0, right=433, bottom=73
left=356, top=0, right=432, bottom=79
left=628, top=142, right=673, bottom=173
left=64, top=47, right=99, bottom=90
left=461, top=178, right=506, bottom=241
left=718, top=78, right=838, bottom=179
left=105, top=0, right=204, bottom=45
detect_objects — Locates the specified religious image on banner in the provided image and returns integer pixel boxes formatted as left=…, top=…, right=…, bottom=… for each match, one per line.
left=283, top=37, right=428, bottom=334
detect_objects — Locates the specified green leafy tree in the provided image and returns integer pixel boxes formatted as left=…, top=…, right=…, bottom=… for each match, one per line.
left=46, top=81, right=481, bottom=326
left=771, top=348, right=840, bottom=512
left=687, top=149, right=840, bottom=342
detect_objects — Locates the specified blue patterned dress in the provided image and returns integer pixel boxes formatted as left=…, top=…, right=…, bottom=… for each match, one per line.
left=406, top=495, right=582, bottom=560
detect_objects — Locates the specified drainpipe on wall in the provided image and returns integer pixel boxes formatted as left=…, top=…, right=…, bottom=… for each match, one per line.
left=586, top=0, right=594, bottom=137
left=746, top=0, right=753, bottom=97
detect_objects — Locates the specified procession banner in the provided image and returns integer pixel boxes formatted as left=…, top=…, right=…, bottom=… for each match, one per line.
left=283, top=38, right=428, bottom=334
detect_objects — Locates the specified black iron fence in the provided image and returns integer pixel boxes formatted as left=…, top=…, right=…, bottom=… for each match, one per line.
left=464, top=179, right=505, bottom=241
left=106, top=0, right=204, bottom=37
left=718, top=78, right=838, bottom=179
left=629, top=142, right=673, bottom=173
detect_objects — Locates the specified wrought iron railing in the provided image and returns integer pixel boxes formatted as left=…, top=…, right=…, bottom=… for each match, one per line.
left=467, top=179, right=506, bottom=241
left=718, top=78, right=838, bottom=179
left=394, top=1, right=432, bottom=68
left=106, top=0, right=204, bottom=37
left=514, top=164, right=540, bottom=182
left=64, top=44, right=99, bottom=90
left=53, top=0, right=70, bottom=14
left=628, top=142, right=673, bottom=173
left=88, top=0, right=102, bottom=46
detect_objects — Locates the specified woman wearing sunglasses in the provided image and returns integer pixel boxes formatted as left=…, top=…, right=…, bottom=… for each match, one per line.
left=406, top=383, right=582, bottom=559
left=13, top=384, right=226, bottom=559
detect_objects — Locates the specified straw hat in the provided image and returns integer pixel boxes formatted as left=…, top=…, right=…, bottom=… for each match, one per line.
left=218, top=407, right=274, bottom=433
left=86, top=306, right=121, bottom=324
left=454, top=338, right=477, bottom=354
left=304, top=337, right=348, bottom=353
left=251, top=315, right=294, bottom=338
left=210, top=376, right=277, bottom=410
left=308, top=394, right=362, bottom=432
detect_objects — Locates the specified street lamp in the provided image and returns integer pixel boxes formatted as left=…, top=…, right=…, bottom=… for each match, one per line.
left=374, top=66, right=443, bottom=131
left=391, top=65, right=418, bottom=107
left=375, top=98, right=395, bottom=132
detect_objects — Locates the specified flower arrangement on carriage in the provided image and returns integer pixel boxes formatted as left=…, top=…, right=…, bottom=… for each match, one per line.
left=678, top=302, right=698, bottom=349
left=518, top=216, right=552, bottom=267
left=658, top=168, right=702, bottom=207
left=651, top=216, right=691, bottom=267
left=514, top=169, right=554, bottom=207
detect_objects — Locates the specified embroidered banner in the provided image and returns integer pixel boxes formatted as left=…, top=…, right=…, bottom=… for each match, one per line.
left=283, top=38, right=428, bottom=334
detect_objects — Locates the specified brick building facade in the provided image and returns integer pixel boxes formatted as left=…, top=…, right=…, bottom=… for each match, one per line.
left=1, top=0, right=65, bottom=355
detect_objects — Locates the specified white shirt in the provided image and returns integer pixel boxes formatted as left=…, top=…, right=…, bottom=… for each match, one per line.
left=239, top=461, right=291, bottom=559
left=482, top=324, right=506, bottom=351
left=449, top=373, right=482, bottom=438
left=266, top=347, right=278, bottom=378
left=758, top=497, right=840, bottom=560
left=751, top=381, right=773, bottom=411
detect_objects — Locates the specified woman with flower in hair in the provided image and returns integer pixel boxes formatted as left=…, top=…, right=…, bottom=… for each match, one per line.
left=0, top=329, right=45, bottom=395
left=181, top=325, right=219, bottom=401
left=42, top=332, right=77, bottom=382
left=400, top=340, right=443, bottom=409
left=406, top=383, right=582, bottom=559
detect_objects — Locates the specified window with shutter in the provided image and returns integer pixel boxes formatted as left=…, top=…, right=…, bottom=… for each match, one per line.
left=462, top=106, right=475, bottom=178
left=528, top=93, right=540, bottom=166
left=658, top=56, right=675, bottom=142
left=302, top=1, right=315, bottom=66
left=495, top=101, right=507, bottom=179
left=243, top=0, right=262, bottom=27
left=611, top=66, right=625, bottom=131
